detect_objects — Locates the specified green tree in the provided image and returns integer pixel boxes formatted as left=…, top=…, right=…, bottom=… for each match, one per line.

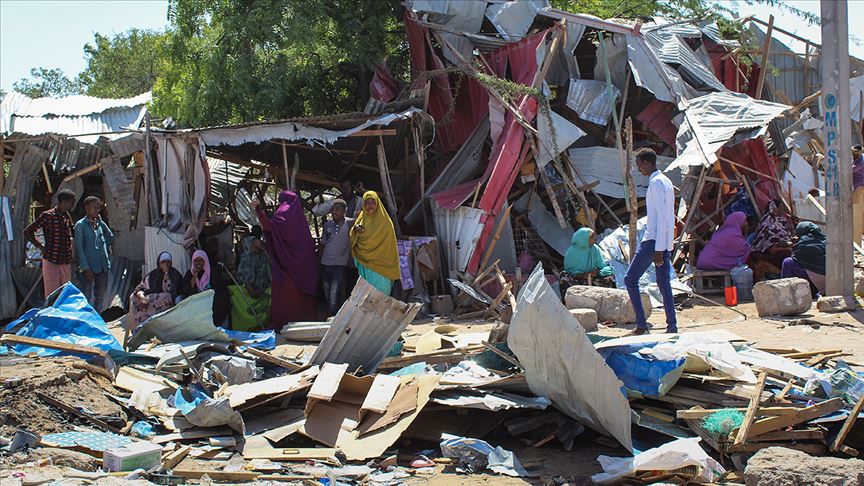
left=78, top=29, right=170, bottom=98
left=151, top=0, right=406, bottom=127
left=12, top=67, right=82, bottom=98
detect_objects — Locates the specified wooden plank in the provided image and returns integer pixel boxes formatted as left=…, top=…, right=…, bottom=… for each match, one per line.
left=346, top=129, right=396, bottom=137
left=755, top=15, right=774, bottom=99
left=831, top=392, right=864, bottom=452
left=751, top=429, right=826, bottom=442
left=481, top=341, right=522, bottom=369
left=745, top=398, right=846, bottom=438
left=728, top=442, right=826, bottom=455
left=0, top=335, right=107, bottom=358
left=162, top=445, right=190, bottom=470
left=239, top=344, right=301, bottom=372
left=734, top=371, right=768, bottom=445
left=676, top=406, right=803, bottom=420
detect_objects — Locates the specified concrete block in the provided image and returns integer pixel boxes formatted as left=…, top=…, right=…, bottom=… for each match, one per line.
left=564, top=286, right=651, bottom=324
left=568, top=308, right=598, bottom=332
left=752, top=278, right=812, bottom=317
left=816, top=295, right=858, bottom=313
left=744, top=447, right=864, bottom=486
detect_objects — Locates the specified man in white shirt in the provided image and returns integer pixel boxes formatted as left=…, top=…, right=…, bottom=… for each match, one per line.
left=625, top=148, right=677, bottom=335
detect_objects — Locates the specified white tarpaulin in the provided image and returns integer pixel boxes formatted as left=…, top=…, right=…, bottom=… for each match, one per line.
left=592, top=437, right=725, bottom=484
left=670, top=92, right=789, bottom=171
left=508, top=264, right=633, bottom=451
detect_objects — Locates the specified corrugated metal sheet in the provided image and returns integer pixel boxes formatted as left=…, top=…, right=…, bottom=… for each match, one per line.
left=433, top=203, right=484, bottom=273
left=566, top=146, right=679, bottom=199
left=749, top=24, right=819, bottom=108
left=645, top=29, right=727, bottom=92
left=0, top=92, right=150, bottom=143
left=310, top=278, right=421, bottom=375
left=565, top=79, right=620, bottom=126
left=485, top=0, right=545, bottom=42
left=208, top=158, right=250, bottom=213
left=99, top=256, right=140, bottom=312
left=145, top=226, right=192, bottom=277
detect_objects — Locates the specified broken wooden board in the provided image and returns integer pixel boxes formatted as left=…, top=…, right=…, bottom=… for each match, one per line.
left=741, top=398, right=846, bottom=439
left=221, top=366, right=318, bottom=408
left=508, top=264, right=632, bottom=451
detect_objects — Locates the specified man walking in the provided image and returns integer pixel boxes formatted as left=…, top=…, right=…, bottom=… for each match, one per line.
left=624, top=148, right=677, bottom=335
left=25, top=189, right=76, bottom=298
left=74, top=196, right=114, bottom=309
left=319, top=199, right=354, bottom=316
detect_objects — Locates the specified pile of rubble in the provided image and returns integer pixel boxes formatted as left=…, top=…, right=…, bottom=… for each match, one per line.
left=1, top=270, right=863, bottom=484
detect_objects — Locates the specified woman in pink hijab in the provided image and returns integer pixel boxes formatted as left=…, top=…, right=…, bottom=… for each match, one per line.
left=252, top=191, right=319, bottom=328
left=697, top=211, right=751, bottom=271
left=181, top=249, right=230, bottom=326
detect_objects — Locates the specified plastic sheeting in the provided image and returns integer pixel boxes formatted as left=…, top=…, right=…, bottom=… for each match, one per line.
left=592, top=437, right=725, bottom=484
left=3, top=283, right=121, bottom=357
left=597, top=343, right=685, bottom=397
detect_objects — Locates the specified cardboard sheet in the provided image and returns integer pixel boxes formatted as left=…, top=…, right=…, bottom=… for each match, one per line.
left=222, top=366, right=318, bottom=408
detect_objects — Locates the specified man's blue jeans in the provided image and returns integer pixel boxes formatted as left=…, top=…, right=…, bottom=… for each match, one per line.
left=624, top=239, right=677, bottom=332
left=321, top=264, right=346, bottom=316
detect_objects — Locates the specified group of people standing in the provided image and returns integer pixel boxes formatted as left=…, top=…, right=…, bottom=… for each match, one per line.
left=23, top=182, right=401, bottom=334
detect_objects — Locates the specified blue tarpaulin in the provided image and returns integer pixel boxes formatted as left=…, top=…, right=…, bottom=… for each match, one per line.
left=3, top=283, right=121, bottom=357
left=224, top=329, right=276, bottom=350
left=598, top=343, right=685, bottom=397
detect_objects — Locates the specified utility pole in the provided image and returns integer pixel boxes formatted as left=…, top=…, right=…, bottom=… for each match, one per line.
left=821, top=0, right=854, bottom=296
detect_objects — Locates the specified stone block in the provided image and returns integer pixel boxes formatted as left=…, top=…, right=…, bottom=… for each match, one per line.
left=816, top=295, right=858, bottom=313
left=752, top=278, right=812, bottom=317
left=568, top=308, right=598, bottom=332
left=564, top=286, right=651, bottom=324
left=744, top=447, right=864, bottom=486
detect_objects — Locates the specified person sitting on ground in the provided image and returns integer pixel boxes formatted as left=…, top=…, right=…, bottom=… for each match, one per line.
left=25, top=189, right=76, bottom=299
left=781, top=222, right=826, bottom=298
left=181, top=249, right=231, bottom=327
left=747, top=199, right=795, bottom=281
left=127, top=252, right=184, bottom=330
left=229, top=236, right=272, bottom=331
left=696, top=211, right=751, bottom=271
left=350, top=191, right=400, bottom=295
left=74, top=196, right=114, bottom=309
left=561, top=227, right=615, bottom=292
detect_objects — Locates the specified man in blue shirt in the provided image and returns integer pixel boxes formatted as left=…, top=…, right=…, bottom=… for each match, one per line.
left=74, top=196, right=114, bottom=310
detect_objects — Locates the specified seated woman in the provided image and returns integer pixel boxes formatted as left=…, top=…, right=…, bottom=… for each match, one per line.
left=748, top=199, right=795, bottom=281
left=229, top=236, right=272, bottom=331
left=561, top=227, right=615, bottom=291
left=781, top=222, right=826, bottom=297
left=181, top=250, right=230, bottom=327
left=696, top=211, right=751, bottom=271
left=127, top=251, right=183, bottom=331
left=350, top=191, right=400, bottom=295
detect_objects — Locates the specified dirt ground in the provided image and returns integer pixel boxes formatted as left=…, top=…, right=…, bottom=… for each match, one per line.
left=0, top=356, right=125, bottom=438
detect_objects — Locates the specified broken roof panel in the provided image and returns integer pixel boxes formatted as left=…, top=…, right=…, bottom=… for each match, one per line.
left=485, top=1, right=546, bottom=42
left=567, top=146, right=679, bottom=199
left=644, top=29, right=727, bottom=93
left=0, top=92, right=150, bottom=143
left=670, top=92, right=789, bottom=171
left=565, top=79, right=620, bottom=126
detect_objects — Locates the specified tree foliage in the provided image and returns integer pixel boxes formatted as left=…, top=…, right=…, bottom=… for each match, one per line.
left=78, top=29, right=170, bottom=98
left=151, top=0, right=406, bottom=127
left=12, top=67, right=82, bottom=98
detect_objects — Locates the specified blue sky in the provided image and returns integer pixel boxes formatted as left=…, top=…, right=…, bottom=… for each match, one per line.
left=1, top=0, right=861, bottom=93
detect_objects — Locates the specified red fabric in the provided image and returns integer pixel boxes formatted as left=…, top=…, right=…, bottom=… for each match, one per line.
left=370, top=63, right=399, bottom=102
left=636, top=100, right=678, bottom=146
left=466, top=29, right=551, bottom=273
left=706, top=40, right=759, bottom=97
left=404, top=13, right=489, bottom=153
left=269, top=278, right=318, bottom=329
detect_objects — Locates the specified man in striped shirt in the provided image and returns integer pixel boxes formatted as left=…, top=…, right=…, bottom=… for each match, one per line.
left=24, top=189, right=76, bottom=299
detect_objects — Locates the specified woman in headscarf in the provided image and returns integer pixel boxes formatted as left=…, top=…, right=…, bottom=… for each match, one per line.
left=747, top=199, right=795, bottom=281
left=781, top=222, right=826, bottom=297
left=126, top=251, right=183, bottom=330
left=252, top=191, right=319, bottom=328
left=350, top=191, right=400, bottom=295
left=697, top=211, right=751, bottom=271
left=561, top=228, right=615, bottom=291
left=229, top=236, right=272, bottom=331
left=181, top=250, right=230, bottom=327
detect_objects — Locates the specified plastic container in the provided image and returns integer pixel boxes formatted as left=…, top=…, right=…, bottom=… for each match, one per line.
left=724, top=285, right=738, bottom=306
left=731, top=264, right=754, bottom=301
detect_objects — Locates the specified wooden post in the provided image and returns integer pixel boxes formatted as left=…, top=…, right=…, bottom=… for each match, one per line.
left=803, top=41, right=811, bottom=101
left=376, top=138, right=402, bottom=235
left=755, top=15, right=774, bottom=99
left=821, top=0, right=854, bottom=296
left=624, top=118, right=638, bottom=257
